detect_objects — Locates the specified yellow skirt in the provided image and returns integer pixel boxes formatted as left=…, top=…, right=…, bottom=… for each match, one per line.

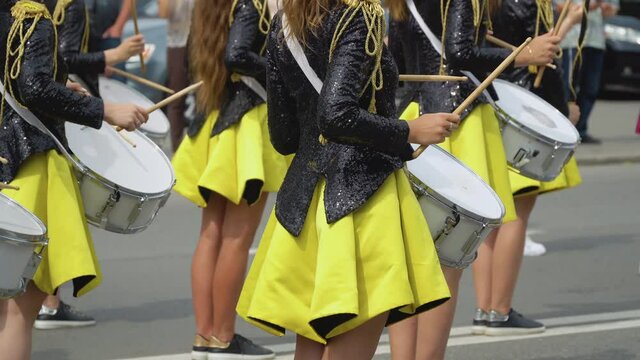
left=2, top=151, right=101, bottom=297
left=172, top=104, right=290, bottom=206
left=401, top=103, right=517, bottom=223
left=237, top=171, right=451, bottom=344
left=509, top=157, right=582, bottom=196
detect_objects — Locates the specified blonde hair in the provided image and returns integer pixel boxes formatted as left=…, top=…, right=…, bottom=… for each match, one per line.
left=282, top=0, right=335, bottom=45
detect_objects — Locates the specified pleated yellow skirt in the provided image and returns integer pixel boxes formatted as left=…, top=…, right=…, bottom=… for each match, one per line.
left=1, top=151, right=101, bottom=297
left=401, top=102, right=517, bottom=223
left=237, top=171, right=451, bottom=344
left=509, top=157, right=582, bottom=196
left=172, top=104, right=290, bottom=206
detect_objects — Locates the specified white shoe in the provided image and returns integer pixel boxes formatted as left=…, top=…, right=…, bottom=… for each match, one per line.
left=524, top=236, right=546, bottom=257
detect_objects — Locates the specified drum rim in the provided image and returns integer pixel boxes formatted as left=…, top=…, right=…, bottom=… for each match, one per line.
left=0, top=193, right=48, bottom=246
left=68, top=124, right=176, bottom=197
left=492, top=79, right=581, bottom=146
left=0, top=277, right=27, bottom=299
left=495, top=108, right=579, bottom=149
left=406, top=145, right=506, bottom=222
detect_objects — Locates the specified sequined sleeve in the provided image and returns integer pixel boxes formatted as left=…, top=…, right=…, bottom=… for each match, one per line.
left=444, top=0, right=512, bottom=73
left=317, top=11, right=410, bottom=157
left=16, top=19, right=103, bottom=129
left=58, top=0, right=106, bottom=75
left=225, top=0, right=268, bottom=81
left=266, top=23, right=299, bottom=155
left=492, top=0, right=537, bottom=46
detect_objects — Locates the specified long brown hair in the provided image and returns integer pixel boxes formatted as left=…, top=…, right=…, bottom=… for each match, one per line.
left=282, top=0, right=334, bottom=45
left=189, top=0, right=233, bottom=113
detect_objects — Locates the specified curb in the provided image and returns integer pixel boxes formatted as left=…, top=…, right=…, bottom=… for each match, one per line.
left=576, top=154, right=640, bottom=166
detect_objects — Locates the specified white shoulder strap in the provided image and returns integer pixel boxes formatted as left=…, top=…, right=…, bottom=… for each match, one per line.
left=0, top=79, right=83, bottom=169
left=239, top=76, right=267, bottom=102
left=281, top=14, right=323, bottom=94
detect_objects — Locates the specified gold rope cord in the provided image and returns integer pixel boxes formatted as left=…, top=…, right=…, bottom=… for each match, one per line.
left=439, top=0, right=487, bottom=75
left=1, top=0, right=57, bottom=126
left=535, top=0, right=554, bottom=36
left=228, top=0, right=270, bottom=56
left=81, top=7, right=91, bottom=53
left=330, top=0, right=385, bottom=113
left=52, top=0, right=73, bottom=25
left=568, top=0, right=587, bottom=99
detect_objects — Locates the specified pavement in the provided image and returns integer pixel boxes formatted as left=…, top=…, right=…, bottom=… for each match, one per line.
left=573, top=97, right=640, bottom=165
left=24, top=97, right=640, bottom=360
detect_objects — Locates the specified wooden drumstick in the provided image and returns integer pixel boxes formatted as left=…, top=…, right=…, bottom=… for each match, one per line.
left=412, top=37, right=533, bottom=159
left=107, top=66, right=175, bottom=94
left=113, top=127, right=137, bottom=147
left=114, top=81, right=204, bottom=131
left=0, top=183, right=19, bottom=191
left=486, top=35, right=556, bottom=69
left=0, top=156, right=8, bottom=165
left=399, top=74, right=468, bottom=82
left=131, top=0, right=145, bottom=73
left=533, top=0, right=571, bottom=88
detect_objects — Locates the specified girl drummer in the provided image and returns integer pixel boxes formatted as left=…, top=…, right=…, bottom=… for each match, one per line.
left=388, top=0, right=561, bottom=357
left=236, top=0, right=458, bottom=358
left=52, top=0, right=145, bottom=97
left=170, top=0, right=289, bottom=358
left=0, top=0, right=147, bottom=357
left=471, top=0, right=583, bottom=336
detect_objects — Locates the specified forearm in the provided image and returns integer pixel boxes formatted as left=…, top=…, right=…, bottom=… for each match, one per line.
left=158, top=0, right=170, bottom=18
left=113, top=0, right=132, bottom=30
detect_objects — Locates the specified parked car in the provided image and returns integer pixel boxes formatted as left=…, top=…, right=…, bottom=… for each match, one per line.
left=602, top=15, right=640, bottom=92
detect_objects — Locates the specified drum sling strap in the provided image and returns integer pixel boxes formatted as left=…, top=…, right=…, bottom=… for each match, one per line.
left=404, top=0, right=495, bottom=106
left=0, top=78, right=84, bottom=171
left=281, top=14, right=324, bottom=95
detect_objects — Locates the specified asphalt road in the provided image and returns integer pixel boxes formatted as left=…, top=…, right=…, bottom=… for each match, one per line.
left=30, top=100, right=640, bottom=360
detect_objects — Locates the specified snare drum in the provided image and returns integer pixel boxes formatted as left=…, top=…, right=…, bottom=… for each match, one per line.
left=99, top=77, right=172, bottom=152
left=406, top=145, right=505, bottom=269
left=65, top=122, right=175, bottom=234
left=492, top=79, right=580, bottom=181
left=0, top=192, right=47, bottom=299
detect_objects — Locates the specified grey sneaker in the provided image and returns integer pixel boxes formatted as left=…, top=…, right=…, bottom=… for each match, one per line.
left=208, top=334, right=275, bottom=360
left=485, top=309, right=545, bottom=336
left=34, top=302, right=96, bottom=330
left=471, top=308, right=489, bottom=335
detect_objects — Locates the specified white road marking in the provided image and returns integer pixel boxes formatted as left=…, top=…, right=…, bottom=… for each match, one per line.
left=113, top=309, right=640, bottom=360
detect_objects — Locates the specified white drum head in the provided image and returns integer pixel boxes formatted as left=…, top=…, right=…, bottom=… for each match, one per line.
left=493, top=79, right=579, bottom=144
left=407, top=145, right=504, bottom=220
left=99, top=77, right=170, bottom=135
left=0, top=193, right=46, bottom=237
left=65, top=123, right=174, bottom=194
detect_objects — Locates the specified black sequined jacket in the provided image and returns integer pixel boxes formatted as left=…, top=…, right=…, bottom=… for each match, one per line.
left=58, top=0, right=104, bottom=97
left=492, top=0, right=569, bottom=115
left=390, top=0, right=512, bottom=118
left=0, top=4, right=104, bottom=183
left=268, top=8, right=414, bottom=236
left=190, top=0, right=268, bottom=137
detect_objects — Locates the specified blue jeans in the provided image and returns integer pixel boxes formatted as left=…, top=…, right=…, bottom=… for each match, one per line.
left=97, top=37, right=126, bottom=82
left=562, top=47, right=605, bottom=137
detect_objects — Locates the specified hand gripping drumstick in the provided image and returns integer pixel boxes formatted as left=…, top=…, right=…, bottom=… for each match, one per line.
left=486, top=35, right=556, bottom=69
left=131, top=0, right=145, bottom=74
left=0, top=183, right=19, bottom=191
left=107, top=66, right=175, bottom=94
left=533, top=0, right=571, bottom=88
left=115, top=81, right=204, bottom=132
left=399, top=74, right=468, bottom=82
left=0, top=156, right=8, bottom=165
left=412, top=37, right=533, bottom=159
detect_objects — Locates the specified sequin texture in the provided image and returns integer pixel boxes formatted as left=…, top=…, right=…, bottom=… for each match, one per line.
left=268, top=6, right=414, bottom=236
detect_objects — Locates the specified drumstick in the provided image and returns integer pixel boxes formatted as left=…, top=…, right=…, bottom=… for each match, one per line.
left=114, top=81, right=203, bottom=131
left=533, top=0, right=571, bottom=88
left=131, top=0, right=145, bottom=73
left=486, top=35, right=556, bottom=69
left=114, top=127, right=137, bottom=148
left=106, top=66, right=175, bottom=94
left=399, top=74, right=468, bottom=82
left=0, top=183, right=19, bottom=191
left=412, top=37, right=533, bottom=159
left=0, top=156, right=8, bottom=165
